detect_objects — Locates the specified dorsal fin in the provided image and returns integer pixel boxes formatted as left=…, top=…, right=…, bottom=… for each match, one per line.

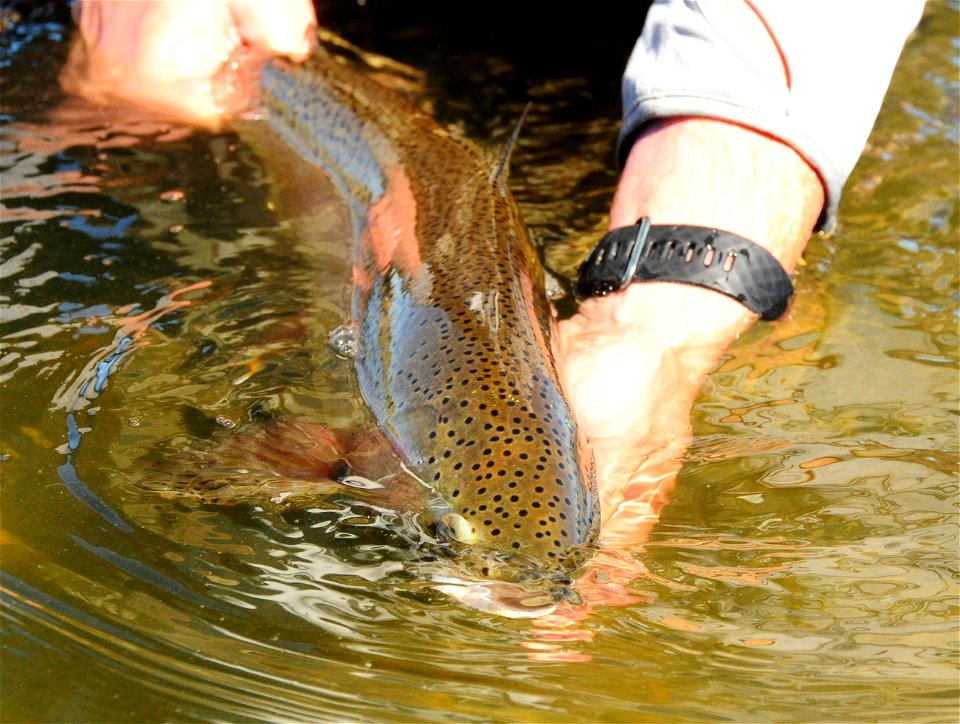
left=489, top=103, right=531, bottom=192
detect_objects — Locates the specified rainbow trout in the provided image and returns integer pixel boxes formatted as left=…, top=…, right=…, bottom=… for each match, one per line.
left=259, top=44, right=598, bottom=566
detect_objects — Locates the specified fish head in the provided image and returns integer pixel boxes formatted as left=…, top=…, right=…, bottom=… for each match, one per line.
left=417, top=384, right=600, bottom=580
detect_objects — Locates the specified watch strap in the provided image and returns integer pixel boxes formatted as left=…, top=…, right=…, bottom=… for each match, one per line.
left=575, top=218, right=794, bottom=320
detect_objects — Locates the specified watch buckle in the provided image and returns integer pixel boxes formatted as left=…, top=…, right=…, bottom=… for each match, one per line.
left=619, top=217, right=651, bottom=288
left=574, top=216, right=652, bottom=299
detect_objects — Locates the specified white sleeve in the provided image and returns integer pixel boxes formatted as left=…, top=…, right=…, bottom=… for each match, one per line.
left=619, top=0, right=925, bottom=230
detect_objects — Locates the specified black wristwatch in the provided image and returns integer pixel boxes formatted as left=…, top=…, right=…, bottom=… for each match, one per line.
left=574, top=217, right=794, bottom=320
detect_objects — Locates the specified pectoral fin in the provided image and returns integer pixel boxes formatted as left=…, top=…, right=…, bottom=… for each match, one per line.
left=139, top=418, right=429, bottom=514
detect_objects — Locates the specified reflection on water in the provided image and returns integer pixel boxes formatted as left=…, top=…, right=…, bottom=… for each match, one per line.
left=2, top=3, right=958, bottom=722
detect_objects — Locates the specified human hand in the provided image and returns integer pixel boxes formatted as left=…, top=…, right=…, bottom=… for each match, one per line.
left=559, top=117, right=824, bottom=547
left=558, top=283, right=752, bottom=547
left=61, top=0, right=317, bottom=127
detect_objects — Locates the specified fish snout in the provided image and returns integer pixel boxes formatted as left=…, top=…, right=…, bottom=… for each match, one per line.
left=433, top=432, right=598, bottom=571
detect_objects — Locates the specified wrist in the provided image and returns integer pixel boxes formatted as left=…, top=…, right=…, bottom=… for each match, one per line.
left=569, top=282, right=753, bottom=376
left=610, top=117, right=824, bottom=271
left=582, top=116, right=825, bottom=344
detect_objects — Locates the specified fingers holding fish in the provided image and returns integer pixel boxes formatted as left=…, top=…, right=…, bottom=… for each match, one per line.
left=228, top=0, right=316, bottom=63
left=61, top=0, right=317, bottom=127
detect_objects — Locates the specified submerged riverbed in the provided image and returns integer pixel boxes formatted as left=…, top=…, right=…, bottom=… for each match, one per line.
left=2, top=3, right=957, bottom=722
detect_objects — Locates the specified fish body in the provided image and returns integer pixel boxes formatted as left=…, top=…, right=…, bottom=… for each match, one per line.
left=261, top=47, right=598, bottom=564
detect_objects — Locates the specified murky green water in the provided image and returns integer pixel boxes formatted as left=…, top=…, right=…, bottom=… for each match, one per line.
left=2, top=3, right=957, bottom=722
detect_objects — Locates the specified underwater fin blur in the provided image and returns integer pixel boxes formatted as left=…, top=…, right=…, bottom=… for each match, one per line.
left=137, top=418, right=430, bottom=512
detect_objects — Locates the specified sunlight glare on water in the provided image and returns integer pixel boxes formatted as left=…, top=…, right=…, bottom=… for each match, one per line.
left=1, top=3, right=957, bottom=722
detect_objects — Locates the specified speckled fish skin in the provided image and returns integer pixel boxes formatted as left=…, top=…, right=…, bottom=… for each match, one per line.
left=261, top=48, right=598, bottom=564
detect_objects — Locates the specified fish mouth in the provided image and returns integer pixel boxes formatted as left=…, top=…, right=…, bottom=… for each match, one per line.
left=431, top=574, right=581, bottom=619
left=424, top=538, right=588, bottom=620
left=425, top=513, right=593, bottom=619
left=429, top=513, right=593, bottom=590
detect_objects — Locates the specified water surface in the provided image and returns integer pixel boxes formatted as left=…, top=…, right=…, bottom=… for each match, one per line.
left=1, top=4, right=957, bottom=722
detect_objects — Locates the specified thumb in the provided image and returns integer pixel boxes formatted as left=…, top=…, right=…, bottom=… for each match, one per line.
left=229, top=0, right=317, bottom=61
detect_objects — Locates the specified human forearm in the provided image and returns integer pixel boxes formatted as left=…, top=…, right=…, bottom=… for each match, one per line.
left=611, top=117, right=824, bottom=269
left=589, top=115, right=825, bottom=374
left=558, top=117, right=824, bottom=539
left=564, top=0, right=922, bottom=547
